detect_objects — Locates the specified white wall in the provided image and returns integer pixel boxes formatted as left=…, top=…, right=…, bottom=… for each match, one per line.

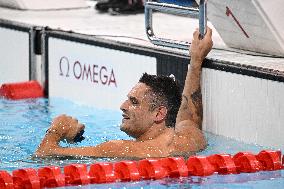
left=0, top=27, right=29, bottom=84
left=202, top=68, right=284, bottom=149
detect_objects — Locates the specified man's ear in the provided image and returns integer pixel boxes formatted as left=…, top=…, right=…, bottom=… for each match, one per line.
left=154, top=106, right=168, bottom=123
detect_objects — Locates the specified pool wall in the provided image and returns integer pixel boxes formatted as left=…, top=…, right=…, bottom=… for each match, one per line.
left=0, top=17, right=283, bottom=149
left=0, top=19, right=31, bottom=84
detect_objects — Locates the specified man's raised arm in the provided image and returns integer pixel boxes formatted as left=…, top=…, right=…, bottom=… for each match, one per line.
left=176, top=28, right=213, bottom=129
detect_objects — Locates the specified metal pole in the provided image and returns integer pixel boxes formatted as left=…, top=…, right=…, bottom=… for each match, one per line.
left=199, top=0, right=207, bottom=39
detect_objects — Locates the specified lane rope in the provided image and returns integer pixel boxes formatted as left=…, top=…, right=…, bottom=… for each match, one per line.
left=0, top=150, right=283, bottom=188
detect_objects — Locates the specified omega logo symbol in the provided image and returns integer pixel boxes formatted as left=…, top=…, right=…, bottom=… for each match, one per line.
left=59, top=56, right=70, bottom=77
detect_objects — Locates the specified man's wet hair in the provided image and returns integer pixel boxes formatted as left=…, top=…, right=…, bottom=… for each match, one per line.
left=139, top=73, right=182, bottom=128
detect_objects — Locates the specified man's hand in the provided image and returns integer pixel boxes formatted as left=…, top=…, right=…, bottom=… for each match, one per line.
left=190, top=27, right=213, bottom=68
left=47, top=114, right=85, bottom=143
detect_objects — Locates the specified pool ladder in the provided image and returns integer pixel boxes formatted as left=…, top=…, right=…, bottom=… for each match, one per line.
left=145, top=0, right=207, bottom=50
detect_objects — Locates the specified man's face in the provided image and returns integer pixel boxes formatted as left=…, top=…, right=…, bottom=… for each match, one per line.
left=120, top=83, right=156, bottom=138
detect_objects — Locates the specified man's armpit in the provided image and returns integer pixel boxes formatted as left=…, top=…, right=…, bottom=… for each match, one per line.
left=175, top=120, right=199, bottom=133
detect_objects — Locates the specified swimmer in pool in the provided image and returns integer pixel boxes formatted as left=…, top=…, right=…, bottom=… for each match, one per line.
left=35, top=27, right=213, bottom=158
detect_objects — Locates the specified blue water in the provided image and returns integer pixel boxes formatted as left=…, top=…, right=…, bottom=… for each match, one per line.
left=0, top=98, right=283, bottom=188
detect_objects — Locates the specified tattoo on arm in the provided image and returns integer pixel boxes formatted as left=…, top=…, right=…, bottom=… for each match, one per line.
left=191, top=87, right=203, bottom=118
left=182, top=95, right=189, bottom=104
left=179, top=94, right=193, bottom=121
left=179, top=94, right=193, bottom=120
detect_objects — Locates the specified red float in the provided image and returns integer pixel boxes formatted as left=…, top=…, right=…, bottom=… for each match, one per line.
left=207, top=154, right=237, bottom=174
left=38, top=166, right=65, bottom=188
left=0, top=171, right=13, bottom=189
left=233, top=152, right=262, bottom=173
left=12, top=168, right=40, bottom=189
left=159, top=157, right=188, bottom=177
left=0, top=80, right=44, bottom=100
left=114, top=161, right=141, bottom=181
left=64, top=164, right=90, bottom=186
left=89, top=162, right=116, bottom=183
left=138, top=159, right=167, bottom=180
left=256, top=150, right=282, bottom=171
left=187, top=156, right=215, bottom=176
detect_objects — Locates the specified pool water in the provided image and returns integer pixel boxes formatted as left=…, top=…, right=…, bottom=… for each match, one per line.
left=0, top=98, right=283, bottom=188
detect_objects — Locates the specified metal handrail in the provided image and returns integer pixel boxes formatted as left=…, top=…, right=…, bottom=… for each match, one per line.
left=145, top=0, right=207, bottom=50
left=199, top=0, right=207, bottom=39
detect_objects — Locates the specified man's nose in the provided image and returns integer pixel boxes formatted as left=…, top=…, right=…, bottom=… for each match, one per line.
left=120, top=100, right=128, bottom=111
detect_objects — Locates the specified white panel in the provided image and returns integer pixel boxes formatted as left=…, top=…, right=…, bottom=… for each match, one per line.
left=240, top=75, right=259, bottom=143
left=259, top=80, right=284, bottom=149
left=0, top=0, right=87, bottom=10
left=48, top=38, right=157, bottom=110
left=225, top=72, right=240, bottom=140
left=253, top=79, right=268, bottom=145
left=218, top=71, right=238, bottom=139
left=202, top=68, right=284, bottom=150
left=0, top=27, right=29, bottom=84
left=276, top=84, right=284, bottom=149
left=201, top=69, right=208, bottom=131
left=253, top=0, right=284, bottom=49
left=201, top=0, right=284, bottom=56
left=203, top=68, right=216, bottom=134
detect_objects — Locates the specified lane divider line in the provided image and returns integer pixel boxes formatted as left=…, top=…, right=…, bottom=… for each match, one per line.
left=0, top=150, right=282, bottom=188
